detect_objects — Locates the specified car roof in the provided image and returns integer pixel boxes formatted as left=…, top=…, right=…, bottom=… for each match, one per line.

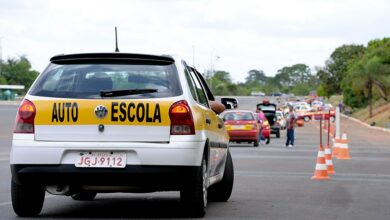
left=50, top=53, right=175, bottom=65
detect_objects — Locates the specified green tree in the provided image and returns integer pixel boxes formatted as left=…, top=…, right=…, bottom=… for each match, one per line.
left=344, top=38, right=390, bottom=117
left=317, top=44, right=366, bottom=97
left=0, top=56, right=39, bottom=93
left=207, top=70, right=235, bottom=95
left=0, top=75, right=7, bottom=84
left=273, top=64, right=313, bottom=95
left=245, top=69, right=267, bottom=85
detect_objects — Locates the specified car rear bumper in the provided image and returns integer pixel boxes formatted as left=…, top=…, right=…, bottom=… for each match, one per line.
left=262, top=129, right=270, bottom=138
left=227, top=130, right=258, bottom=141
left=270, top=126, right=280, bottom=134
left=11, top=164, right=197, bottom=191
left=10, top=136, right=206, bottom=166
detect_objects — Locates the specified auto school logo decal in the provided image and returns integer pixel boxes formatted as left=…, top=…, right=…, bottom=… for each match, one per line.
left=94, top=105, right=108, bottom=119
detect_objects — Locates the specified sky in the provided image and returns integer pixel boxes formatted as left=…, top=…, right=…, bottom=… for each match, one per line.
left=1, top=0, right=390, bottom=82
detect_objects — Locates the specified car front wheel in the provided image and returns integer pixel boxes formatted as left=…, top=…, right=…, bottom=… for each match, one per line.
left=11, top=180, right=45, bottom=217
left=304, top=116, right=310, bottom=122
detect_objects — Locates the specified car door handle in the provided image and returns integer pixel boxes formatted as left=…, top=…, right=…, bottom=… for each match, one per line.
left=218, top=123, right=223, bottom=129
left=206, top=118, right=211, bottom=124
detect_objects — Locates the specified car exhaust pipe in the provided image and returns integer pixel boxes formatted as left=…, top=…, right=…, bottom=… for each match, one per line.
left=46, top=185, right=71, bottom=195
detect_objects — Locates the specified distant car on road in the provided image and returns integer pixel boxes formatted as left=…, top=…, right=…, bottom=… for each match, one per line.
left=257, top=100, right=280, bottom=138
left=250, top=91, right=265, bottom=96
left=223, top=110, right=260, bottom=147
left=276, top=110, right=286, bottom=130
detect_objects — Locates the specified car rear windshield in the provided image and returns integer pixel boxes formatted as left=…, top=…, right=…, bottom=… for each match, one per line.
left=29, top=63, right=182, bottom=99
left=223, top=112, right=254, bottom=121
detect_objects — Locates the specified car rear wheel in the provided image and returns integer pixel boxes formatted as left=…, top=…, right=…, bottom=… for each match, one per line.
left=71, top=191, right=97, bottom=201
left=208, top=151, right=234, bottom=202
left=304, top=116, right=310, bottom=122
left=11, top=180, right=45, bottom=217
left=181, top=155, right=208, bottom=217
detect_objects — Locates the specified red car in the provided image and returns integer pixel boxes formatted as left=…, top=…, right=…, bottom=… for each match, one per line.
left=297, top=109, right=335, bottom=122
left=253, top=113, right=271, bottom=144
left=223, top=110, right=260, bottom=147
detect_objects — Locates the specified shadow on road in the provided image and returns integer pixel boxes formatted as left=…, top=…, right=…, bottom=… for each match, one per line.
left=41, top=196, right=189, bottom=218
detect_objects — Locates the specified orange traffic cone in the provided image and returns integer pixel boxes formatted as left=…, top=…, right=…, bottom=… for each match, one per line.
left=311, top=145, right=330, bottom=180
left=332, top=138, right=340, bottom=158
left=325, top=144, right=335, bottom=174
left=337, top=132, right=351, bottom=160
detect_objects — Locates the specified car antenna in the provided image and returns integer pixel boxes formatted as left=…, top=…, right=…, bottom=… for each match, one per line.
left=115, top=26, right=120, bottom=52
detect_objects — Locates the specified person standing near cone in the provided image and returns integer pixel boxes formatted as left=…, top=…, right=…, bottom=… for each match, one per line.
left=285, top=105, right=297, bottom=148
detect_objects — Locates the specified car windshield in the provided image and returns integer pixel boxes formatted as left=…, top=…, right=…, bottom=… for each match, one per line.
left=223, top=112, right=254, bottom=121
left=29, top=63, right=182, bottom=99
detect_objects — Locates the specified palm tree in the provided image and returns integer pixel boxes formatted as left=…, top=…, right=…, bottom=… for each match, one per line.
left=346, top=56, right=390, bottom=117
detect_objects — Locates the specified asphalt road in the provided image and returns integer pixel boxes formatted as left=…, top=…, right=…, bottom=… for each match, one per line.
left=1, top=97, right=390, bottom=220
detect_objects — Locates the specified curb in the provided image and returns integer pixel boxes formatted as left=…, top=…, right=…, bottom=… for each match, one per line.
left=341, top=114, right=390, bottom=134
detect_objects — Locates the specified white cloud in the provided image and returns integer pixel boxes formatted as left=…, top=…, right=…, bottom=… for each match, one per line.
left=1, top=0, right=390, bottom=81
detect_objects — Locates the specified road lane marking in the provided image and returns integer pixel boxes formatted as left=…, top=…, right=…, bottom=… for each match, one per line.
left=236, top=171, right=390, bottom=183
left=232, top=155, right=390, bottom=161
left=0, top=157, right=9, bottom=162
left=0, top=195, right=54, bottom=207
left=0, top=201, right=12, bottom=207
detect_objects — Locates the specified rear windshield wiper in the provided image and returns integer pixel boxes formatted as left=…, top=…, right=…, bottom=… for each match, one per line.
left=100, top=89, right=157, bottom=97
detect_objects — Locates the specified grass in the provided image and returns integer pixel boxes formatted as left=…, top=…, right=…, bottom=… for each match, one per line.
left=351, top=99, right=390, bottom=128
left=327, top=95, right=390, bottom=129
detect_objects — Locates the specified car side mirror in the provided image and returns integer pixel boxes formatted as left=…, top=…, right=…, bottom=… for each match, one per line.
left=209, top=101, right=226, bottom=114
left=220, top=97, right=238, bottom=110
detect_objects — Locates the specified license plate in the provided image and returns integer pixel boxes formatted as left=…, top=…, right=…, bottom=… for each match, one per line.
left=231, top=125, right=245, bottom=130
left=75, top=152, right=126, bottom=168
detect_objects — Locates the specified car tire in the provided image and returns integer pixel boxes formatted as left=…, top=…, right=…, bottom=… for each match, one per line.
left=253, top=141, right=259, bottom=147
left=208, top=151, right=234, bottom=202
left=276, top=131, right=280, bottom=138
left=11, top=180, right=45, bottom=217
left=304, top=116, right=310, bottom=122
left=181, top=155, right=208, bottom=217
left=71, top=191, right=97, bottom=201
left=266, top=138, right=270, bottom=144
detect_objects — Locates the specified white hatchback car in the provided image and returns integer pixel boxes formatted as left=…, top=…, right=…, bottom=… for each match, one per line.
left=10, top=53, right=237, bottom=217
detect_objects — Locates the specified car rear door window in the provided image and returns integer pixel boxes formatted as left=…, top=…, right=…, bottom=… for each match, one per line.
left=187, top=67, right=209, bottom=107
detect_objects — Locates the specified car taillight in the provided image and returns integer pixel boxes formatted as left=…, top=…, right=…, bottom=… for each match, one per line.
left=14, top=99, right=36, bottom=133
left=169, top=100, right=195, bottom=135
